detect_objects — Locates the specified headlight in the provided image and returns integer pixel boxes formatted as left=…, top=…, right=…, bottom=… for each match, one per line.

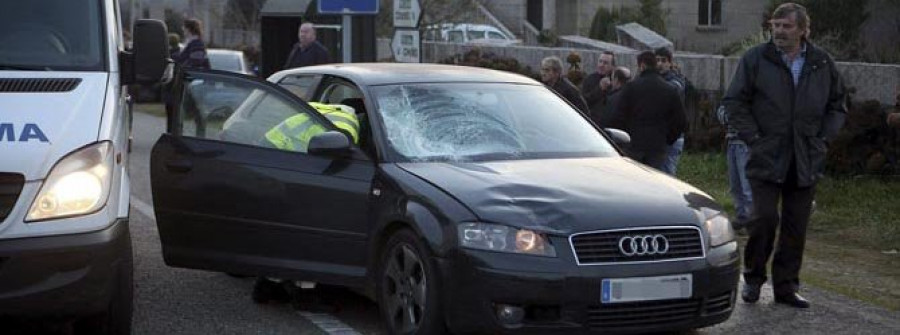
left=27, top=142, right=114, bottom=222
left=704, top=213, right=735, bottom=247
left=458, top=222, right=556, bottom=257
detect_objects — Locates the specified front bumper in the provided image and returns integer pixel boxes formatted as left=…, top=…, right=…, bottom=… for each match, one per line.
left=439, top=241, right=740, bottom=335
left=0, top=218, right=131, bottom=318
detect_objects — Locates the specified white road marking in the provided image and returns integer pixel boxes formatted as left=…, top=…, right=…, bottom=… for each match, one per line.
left=131, top=196, right=155, bottom=220
left=297, top=312, right=363, bottom=335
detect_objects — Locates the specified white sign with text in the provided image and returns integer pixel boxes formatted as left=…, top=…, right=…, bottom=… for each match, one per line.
left=393, top=0, right=421, bottom=28
left=391, top=29, right=421, bottom=63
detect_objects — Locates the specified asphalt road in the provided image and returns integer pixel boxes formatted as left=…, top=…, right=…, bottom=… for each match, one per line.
left=129, top=110, right=899, bottom=335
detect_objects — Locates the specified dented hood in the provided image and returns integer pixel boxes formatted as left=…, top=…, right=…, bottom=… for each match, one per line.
left=0, top=72, right=109, bottom=181
left=397, top=157, right=718, bottom=234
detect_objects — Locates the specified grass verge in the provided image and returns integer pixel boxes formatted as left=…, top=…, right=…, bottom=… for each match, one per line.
left=679, top=151, right=900, bottom=311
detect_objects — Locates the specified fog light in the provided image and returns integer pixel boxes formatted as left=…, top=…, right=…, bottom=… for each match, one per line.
left=495, top=304, right=525, bottom=326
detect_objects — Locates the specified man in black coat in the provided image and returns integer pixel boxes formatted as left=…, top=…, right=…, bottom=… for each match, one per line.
left=607, top=51, right=685, bottom=171
left=724, top=3, right=846, bottom=309
left=283, top=23, right=330, bottom=69
left=540, top=56, right=589, bottom=114
left=581, top=51, right=616, bottom=123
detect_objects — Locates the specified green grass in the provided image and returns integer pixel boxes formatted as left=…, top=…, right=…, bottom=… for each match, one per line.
left=678, top=151, right=900, bottom=250
left=135, top=103, right=166, bottom=118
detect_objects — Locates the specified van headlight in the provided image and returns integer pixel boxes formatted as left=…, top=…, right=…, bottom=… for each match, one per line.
left=27, top=142, right=114, bottom=222
left=704, top=213, right=735, bottom=247
left=458, top=222, right=556, bottom=257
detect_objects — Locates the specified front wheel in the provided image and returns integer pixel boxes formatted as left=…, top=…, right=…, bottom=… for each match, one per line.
left=376, top=229, right=445, bottom=335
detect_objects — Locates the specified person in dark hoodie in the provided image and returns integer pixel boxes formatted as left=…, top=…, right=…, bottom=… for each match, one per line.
left=724, top=3, right=847, bottom=309
left=540, top=56, right=589, bottom=114
left=607, top=51, right=686, bottom=171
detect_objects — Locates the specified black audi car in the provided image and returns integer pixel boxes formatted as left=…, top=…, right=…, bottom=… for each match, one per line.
left=151, top=63, right=739, bottom=334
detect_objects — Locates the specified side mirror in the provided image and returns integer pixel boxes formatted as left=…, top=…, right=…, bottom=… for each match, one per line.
left=604, top=128, right=631, bottom=146
left=129, top=19, right=169, bottom=84
left=308, top=131, right=352, bottom=157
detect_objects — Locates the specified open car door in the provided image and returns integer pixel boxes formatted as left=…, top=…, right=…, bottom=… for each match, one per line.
left=149, top=69, right=374, bottom=284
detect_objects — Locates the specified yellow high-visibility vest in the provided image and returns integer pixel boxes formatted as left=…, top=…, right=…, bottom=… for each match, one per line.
left=264, top=102, right=359, bottom=152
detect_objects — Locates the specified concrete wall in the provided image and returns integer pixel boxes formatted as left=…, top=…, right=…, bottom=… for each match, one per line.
left=556, top=0, right=766, bottom=54
left=402, top=41, right=900, bottom=105
left=479, top=0, right=527, bottom=36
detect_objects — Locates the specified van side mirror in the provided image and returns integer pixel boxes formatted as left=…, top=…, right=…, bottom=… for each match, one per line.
left=126, top=19, right=170, bottom=85
left=604, top=128, right=631, bottom=146
left=308, top=131, right=352, bottom=157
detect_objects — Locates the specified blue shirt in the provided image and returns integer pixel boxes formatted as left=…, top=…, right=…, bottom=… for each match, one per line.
left=779, top=43, right=807, bottom=87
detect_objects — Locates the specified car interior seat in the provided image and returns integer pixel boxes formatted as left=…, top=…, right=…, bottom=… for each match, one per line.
left=339, top=97, right=374, bottom=156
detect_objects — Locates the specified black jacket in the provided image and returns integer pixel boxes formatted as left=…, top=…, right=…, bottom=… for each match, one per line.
left=608, top=70, right=686, bottom=153
left=174, top=39, right=210, bottom=70
left=723, top=41, right=846, bottom=187
left=549, top=77, right=589, bottom=115
left=581, top=72, right=609, bottom=121
left=283, top=41, right=330, bottom=69
left=597, top=86, right=623, bottom=127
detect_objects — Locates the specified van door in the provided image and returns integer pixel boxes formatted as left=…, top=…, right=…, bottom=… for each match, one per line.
left=150, top=69, right=374, bottom=285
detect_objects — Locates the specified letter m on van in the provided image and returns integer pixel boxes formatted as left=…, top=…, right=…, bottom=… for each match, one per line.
left=0, top=123, right=49, bottom=142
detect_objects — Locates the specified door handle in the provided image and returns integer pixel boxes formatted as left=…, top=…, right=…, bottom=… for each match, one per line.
left=165, top=159, right=193, bottom=173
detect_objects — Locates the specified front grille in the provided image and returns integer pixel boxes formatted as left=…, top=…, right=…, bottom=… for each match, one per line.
left=0, top=78, right=81, bottom=92
left=0, top=173, right=25, bottom=222
left=587, top=298, right=700, bottom=330
left=571, top=227, right=704, bottom=265
left=704, top=291, right=734, bottom=315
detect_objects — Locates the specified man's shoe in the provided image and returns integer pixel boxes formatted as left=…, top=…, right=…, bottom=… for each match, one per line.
left=741, top=283, right=761, bottom=303
left=775, top=293, right=810, bottom=308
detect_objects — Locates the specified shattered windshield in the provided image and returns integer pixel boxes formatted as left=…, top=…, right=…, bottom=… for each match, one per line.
left=372, top=83, right=618, bottom=162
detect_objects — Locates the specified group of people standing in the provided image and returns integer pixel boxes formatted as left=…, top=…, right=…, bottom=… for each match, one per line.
left=543, top=2, right=851, bottom=310
left=540, top=48, right=688, bottom=176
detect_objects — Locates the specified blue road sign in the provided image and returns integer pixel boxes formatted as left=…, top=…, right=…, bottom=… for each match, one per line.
left=318, top=0, right=379, bottom=15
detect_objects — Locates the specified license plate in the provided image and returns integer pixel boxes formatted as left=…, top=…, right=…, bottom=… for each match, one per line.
left=601, top=274, right=692, bottom=304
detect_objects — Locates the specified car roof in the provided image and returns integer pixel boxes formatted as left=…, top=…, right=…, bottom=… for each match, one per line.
left=270, top=63, right=540, bottom=86
left=207, top=49, right=244, bottom=56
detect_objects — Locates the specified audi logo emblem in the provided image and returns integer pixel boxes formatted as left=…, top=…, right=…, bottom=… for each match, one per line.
left=618, top=234, right=669, bottom=256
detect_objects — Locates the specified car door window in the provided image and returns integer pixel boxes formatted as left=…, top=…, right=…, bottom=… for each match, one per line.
left=177, top=71, right=332, bottom=153
left=278, top=74, right=321, bottom=101
left=320, top=81, right=363, bottom=104
left=488, top=31, right=506, bottom=40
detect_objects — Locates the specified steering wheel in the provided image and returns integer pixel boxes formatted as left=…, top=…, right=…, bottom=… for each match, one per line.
left=0, top=23, right=70, bottom=55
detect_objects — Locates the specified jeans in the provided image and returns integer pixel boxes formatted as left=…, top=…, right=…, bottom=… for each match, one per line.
left=727, top=140, right=753, bottom=225
left=663, top=135, right=684, bottom=176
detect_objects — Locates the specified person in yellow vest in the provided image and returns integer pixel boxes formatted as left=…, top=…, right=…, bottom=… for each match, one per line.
left=263, top=102, right=360, bottom=151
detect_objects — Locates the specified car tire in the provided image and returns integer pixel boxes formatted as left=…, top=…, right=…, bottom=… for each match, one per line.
left=74, top=242, right=134, bottom=335
left=376, top=229, right=446, bottom=335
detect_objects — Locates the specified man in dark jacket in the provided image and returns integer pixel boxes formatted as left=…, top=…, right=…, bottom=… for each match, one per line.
left=582, top=51, right=616, bottom=122
left=541, top=56, right=589, bottom=114
left=598, top=66, right=631, bottom=127
left=724, top=3, right=846, bottom=309
left=284, top=23, right=330, bottom=69
left=608, top=51, right=686, bottom=171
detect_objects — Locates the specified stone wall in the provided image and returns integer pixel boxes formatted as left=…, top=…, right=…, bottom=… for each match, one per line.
left=413, top=41, right=900, bottom=106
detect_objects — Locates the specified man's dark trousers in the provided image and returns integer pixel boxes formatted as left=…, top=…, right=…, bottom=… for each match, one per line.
left=629, top=149, right=667, bottom=171
left=743, top=160, right=816, bottom=296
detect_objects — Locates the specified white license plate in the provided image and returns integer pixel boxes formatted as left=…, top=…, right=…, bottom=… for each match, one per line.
left=601, top=274, right=692, bottom=304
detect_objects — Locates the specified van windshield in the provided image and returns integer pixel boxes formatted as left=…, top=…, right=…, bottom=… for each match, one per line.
left=0, top=0, right=106, bottom=71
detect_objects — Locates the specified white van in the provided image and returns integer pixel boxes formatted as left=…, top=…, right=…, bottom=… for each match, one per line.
left=424, top=23, right=517, bottom=45
left=0, top=0, right=168, bottom=333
